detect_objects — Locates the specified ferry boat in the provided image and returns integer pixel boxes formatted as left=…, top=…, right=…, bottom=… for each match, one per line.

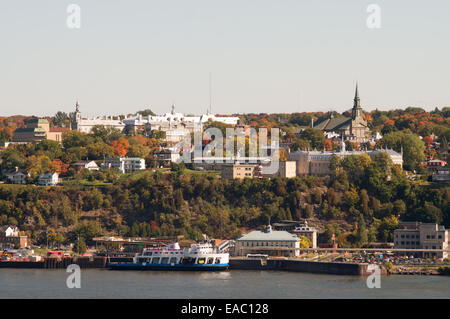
left=108, top=242, right=229, bottom=271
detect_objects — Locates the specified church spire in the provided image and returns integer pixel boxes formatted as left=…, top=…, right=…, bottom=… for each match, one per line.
left=352, top=83, right=362, bottom=119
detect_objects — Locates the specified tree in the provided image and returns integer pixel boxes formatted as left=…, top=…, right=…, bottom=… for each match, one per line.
left=299, top=128, right=325, bottom=150
left=87, top=141, right=114, bottom=159
left=299, top=235, right=311, bottom=248
left=110, top=138, right=129, bottom=157
left=355, top=214, right=368, bottom=247
left=52, top=111, right=70, bottom=127
left=137, top=109, right=156, bottom=116
left=380, top=132, right=425, bottom=171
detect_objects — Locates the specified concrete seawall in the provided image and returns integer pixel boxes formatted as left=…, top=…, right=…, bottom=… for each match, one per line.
left=230, top=258, right=373, bottom=276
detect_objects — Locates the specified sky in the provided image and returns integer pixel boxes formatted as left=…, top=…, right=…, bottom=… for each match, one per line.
left=0, top=0, right=449, bottom=117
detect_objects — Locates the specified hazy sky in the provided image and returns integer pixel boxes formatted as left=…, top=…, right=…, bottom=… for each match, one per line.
left=1, top=0, right=449, bottom=117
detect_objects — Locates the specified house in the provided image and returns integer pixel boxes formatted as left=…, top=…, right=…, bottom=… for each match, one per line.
left=71, top=160, right=100, bottom=171
left=425, top=159, right=447, bottom=174
left=38, top=172, right=59, bottom=186
left=4, top=167, right=30, bottom=184
left=0, top=226, right=28, bottom=249
left=234, top=225, right=300, bottom=257
left=102, top=157, right=146, bottom=173
left=155, top=149, right=181, bottom=164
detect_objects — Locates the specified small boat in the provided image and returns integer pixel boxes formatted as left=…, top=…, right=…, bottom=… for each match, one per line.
left=108, top=242, right=229, bottom=271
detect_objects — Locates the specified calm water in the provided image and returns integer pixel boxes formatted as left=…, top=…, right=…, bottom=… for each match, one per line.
left=0, top=269, right=449, bottom=299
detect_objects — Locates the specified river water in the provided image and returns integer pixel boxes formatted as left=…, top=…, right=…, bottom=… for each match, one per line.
left=0, top=269, right=448, bottom=299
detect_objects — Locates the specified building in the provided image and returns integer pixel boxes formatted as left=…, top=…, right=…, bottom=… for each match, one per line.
left=432, top=167, right=450, bottom=183
left=234, top=225, right=300, bottom=257
left=71, top=160, right=100, bottom=171
left=154, top=149, right=181, bottom=164
left=71, top=102, right=125, bottom=133
left=262, top=161, right=296, bottom=178
left=123, top=105, right=240, bottom=135
left=221, top=162, right=262, bottom=179
left=288, top=141, right=403, bottom=176
left=0, top=226, right=28, bottom=249
left=425, top=159, right=447, bottom=174
left=394, top=221, right=448, bottom=259
left=38, top=172, right=59, bottom=186
left=12, top=119, right=68, bottom=143
left=4, top=167, right=29, bottom=184
left=272, top=220, right=318, bottom=248
left=102, top=157, right=146, bottom=173
left=314, top=84, right=370, bottom=142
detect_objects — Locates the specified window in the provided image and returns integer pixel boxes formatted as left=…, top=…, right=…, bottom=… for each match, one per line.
left=161, top=257, right=169, bottom=264
left=207, top=257, right=214, bottom=264
left=215, top=258, right=221, bottom=264
left=197, top=258, right=206, bottom=264
left=151, top=257, right=160, bottom=264
left=169, top=257, right=177, bottom=264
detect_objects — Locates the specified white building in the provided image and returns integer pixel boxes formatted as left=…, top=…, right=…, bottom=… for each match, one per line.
left=72, top=160, right=100, bottom=171
left=71, top=102, right=125, bottom=133
left=38, top=172, right=59, bottom=186
left=288, top=142, right=403, bottom=176
left=102, top=157, right=146, bottom=173
left=123, top=105, right=240, bottom=134
left=234, top=225, right=300, bottom=257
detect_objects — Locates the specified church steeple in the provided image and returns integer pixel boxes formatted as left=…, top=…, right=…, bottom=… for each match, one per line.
left=352, top=83, right=362, bottom=119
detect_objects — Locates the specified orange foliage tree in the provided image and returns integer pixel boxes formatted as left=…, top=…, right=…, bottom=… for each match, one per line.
left=110, top=138, right=130, bottom=157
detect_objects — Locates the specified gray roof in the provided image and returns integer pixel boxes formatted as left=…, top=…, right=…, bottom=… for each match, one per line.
left=237, top=226, right=299, bottom=242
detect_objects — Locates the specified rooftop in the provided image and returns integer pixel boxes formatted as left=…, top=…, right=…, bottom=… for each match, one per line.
left=237, top=225, right=299, bottom=242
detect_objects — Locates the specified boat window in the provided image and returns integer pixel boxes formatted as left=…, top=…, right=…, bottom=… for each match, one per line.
left=181, top=257, right=195, bottom=264
left=161, top=257, right=169, bottom=264
left=151, top=257, right=160, bottom=264
left=215, top=258, right=221, bottom=264
left=197, top=258, right=206, bottom=264
left=207, top=257, right=214, bottom=264
left=138, top=257, right=146, bottom=263
left=169, top=257, right=177, bottom=264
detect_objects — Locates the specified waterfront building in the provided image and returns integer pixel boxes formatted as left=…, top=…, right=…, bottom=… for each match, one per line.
left=234, top=225, right=300, bottom=257
left=272, top=220, right=318, bottom=249
left=394, top=221, right=448, bottom=259
left=102, top=157, right=146, bottom=173
left=0, top=226, right=28, bottom=249
left=38, top=172, right=59, bottom=186
left=12, top=119, right=68, bottom=143
left=314, top=84, right=370, bottom=143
